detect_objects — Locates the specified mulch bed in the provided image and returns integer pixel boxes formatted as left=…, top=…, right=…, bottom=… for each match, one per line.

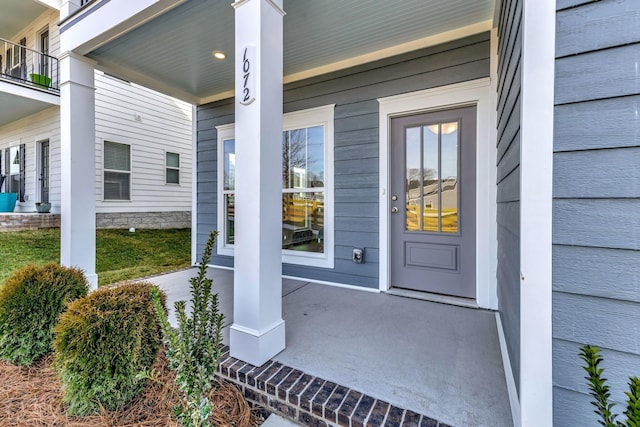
left=0, top=352, right=262, bottom=427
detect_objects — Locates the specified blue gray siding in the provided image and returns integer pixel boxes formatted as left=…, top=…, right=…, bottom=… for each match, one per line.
left=553, top=1, right=640, bottom=425
left=496, top=0, right=522, bottom=396
left=197, top=33, right=490, bottom=288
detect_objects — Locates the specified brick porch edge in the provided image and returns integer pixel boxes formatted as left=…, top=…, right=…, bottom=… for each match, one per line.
left=216, top=347, right=453, bottom=427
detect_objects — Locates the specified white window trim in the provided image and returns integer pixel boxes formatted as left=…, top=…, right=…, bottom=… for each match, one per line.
left=103, top=140, right=132, bottom=201
left=10, top=45, right=21, bottom=69
left=165, top=150, right=180, bottom=185
left=378, top=78, right=497, bottom=310
left=216, top=104, right=335, bottom=268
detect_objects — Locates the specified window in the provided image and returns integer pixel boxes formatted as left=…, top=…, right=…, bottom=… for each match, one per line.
left=4, top=145, right=25, bottom=201
left=166, top=152, right=180, bottom=184
left=216, top=104, right=334, bottom=267
left=11, top=45, right=20, bottom=69
left=103, top=141, right=130, bottom=200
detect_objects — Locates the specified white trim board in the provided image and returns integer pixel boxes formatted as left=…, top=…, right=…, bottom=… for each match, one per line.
left=518, top=0, right=555, bottom=424
left=377, top=78, right=497, bottom=310
left=496, top=312, right=522, bottom=427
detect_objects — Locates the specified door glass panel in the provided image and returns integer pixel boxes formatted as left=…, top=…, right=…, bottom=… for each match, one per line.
left=441, top=122, right=459, bottom=233
left=422, top=126, right=439, bottom=232
left=405, top=127, right=421, bottom=231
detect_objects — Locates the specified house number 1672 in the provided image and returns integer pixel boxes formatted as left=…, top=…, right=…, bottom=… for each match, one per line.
left=240, top=46, right=255, bottom=106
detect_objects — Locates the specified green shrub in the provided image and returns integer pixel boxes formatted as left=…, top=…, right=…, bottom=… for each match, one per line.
left=151, top=231, right=224, bottom=427
left=580, top=345, right=640, bottom=427
left=54, top=281, right=166, bottom=415
left=0, top=263, right=88, bottom=365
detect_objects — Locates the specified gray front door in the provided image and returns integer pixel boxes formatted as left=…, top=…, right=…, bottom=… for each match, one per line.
left=390, top=106, right=476, bottom=298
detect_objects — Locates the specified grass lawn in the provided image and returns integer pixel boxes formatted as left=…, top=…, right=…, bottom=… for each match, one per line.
left=0, top=228, right=191, bottom=286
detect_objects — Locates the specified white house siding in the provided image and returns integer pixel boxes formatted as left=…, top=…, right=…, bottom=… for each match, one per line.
left=552, top=1, right=640, bottom=425
left=94, top=71, right=193, bottom=214
left=0, top=107, right=60, bottom=212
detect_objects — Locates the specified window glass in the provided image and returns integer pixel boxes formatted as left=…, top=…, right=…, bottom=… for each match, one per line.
left=223, top=126, right=325, bottom=254
left=9, top=146, right=20, bottom=175
left=104, top=171, right=130, bottom=200
left=166, top=152, right=179, bottom=168
left=166, top=152, right=180, bottom=184
left=104, top=141, right=130, bottom=200
left=104, top=142, right=130, bottom=171
left=216, top=105, right=333, bottom=266
left=223, top=139, right=235, bottom=191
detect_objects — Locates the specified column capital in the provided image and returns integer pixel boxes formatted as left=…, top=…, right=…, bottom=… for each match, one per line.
left=59, top=51, right=96, bottom=88
left=59, top=51, right=98, bottom=66
left=231, top=0, right=285, bottom=16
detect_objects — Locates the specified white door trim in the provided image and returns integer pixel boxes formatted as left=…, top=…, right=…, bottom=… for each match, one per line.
left=378, top=77, right=497, bottom=310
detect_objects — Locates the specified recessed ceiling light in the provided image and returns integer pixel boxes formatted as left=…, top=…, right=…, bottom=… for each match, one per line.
left=212, top=51, right=226, bottom=60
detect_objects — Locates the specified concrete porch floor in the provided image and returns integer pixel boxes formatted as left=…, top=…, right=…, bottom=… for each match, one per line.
left=148, top=267, right=512, bottom=427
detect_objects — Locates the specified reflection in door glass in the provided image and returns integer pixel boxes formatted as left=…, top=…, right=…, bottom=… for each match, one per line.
left=422, top=126, right=439, bottom=232
left=404, top=121, right=460, bottom=234
left=405, top=127, right=421, bottom=231
left=441, top=122, right=458, bottom=233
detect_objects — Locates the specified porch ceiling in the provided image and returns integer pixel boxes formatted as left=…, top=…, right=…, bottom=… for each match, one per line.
left=0, top=89, right=57, bottom=127
left=0, top=0, right=49, bottom=40
left=87, top=0, right=495, bottom=104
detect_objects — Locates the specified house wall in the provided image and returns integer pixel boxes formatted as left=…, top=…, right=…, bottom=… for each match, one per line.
left=6, top=8, right=61, bottom=72
left=197, top=33, right=490, bottom=287
left=0, top=106, right=60, bottom=212
left=553, top=1, right=640, bottom=425
left=0, top=10, right=193, bottom=223
left=94, top=70, right=193, bottom=214
left=496, top=0, right=522, bottom=396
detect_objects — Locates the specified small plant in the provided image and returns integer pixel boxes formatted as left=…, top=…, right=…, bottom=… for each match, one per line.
left=151, top=230, right=225, bottom=427
left=0, top=263, right=88, bottom=365
left=580, top=345, right=640, bottom=427
left=53, top=282, right=166, bottom=415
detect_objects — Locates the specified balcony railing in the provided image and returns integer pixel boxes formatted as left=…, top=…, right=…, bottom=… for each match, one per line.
left=0, top=38, right=59, bottom=93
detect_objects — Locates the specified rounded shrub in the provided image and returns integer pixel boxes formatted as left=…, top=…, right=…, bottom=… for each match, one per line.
left=0, top=263, right=89, bottom=365
left=53, top=281, right=167, bottom=416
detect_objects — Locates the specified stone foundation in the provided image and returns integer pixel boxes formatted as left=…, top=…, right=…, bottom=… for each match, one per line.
left=0, top=213, right=61, bottom=232
left=96, top=211, right=191, bottom=229
left=0, top=211, right=191, bottom=232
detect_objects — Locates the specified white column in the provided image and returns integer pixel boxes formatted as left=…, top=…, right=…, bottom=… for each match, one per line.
left=60, top=0, right=82, bottom=20
left=59, top=51, right=98, bottom=289
left=229, top=0, right=286, bottom=366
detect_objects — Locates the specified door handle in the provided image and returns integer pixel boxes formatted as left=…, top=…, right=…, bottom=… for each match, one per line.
left=391, top=207, right=398, bottom=213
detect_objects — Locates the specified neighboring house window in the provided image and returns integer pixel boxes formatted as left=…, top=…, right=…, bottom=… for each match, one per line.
left=216, top=104, right=334, bottom=268
left=103, top=141, right=131, bottom=200
left=4, top=145, right=25, bottom=201
left=166, top=152, right=180, bottom=184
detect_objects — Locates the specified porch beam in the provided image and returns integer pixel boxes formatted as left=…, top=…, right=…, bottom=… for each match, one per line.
left=229, top=0, right=286, bottom=366
left=59, top=51, right=98, bottom=289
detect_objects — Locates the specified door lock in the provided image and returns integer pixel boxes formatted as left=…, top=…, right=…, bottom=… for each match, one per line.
left=391, top=195, right=398, bottom=201
left=391, top=207, right=398, bottom=213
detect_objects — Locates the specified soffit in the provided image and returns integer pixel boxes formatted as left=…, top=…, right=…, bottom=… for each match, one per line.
left=88, top=0, right=495, bottom=102
left=0, top=0, right=49, bottom=40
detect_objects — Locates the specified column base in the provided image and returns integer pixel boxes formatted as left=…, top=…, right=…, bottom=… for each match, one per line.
left=86, top=273, right=98, bottom=291
left=230, top=319, right=285, bottom=367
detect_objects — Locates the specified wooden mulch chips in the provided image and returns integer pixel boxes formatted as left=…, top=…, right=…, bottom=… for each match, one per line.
left=0, top=352, right=261, bottom=427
